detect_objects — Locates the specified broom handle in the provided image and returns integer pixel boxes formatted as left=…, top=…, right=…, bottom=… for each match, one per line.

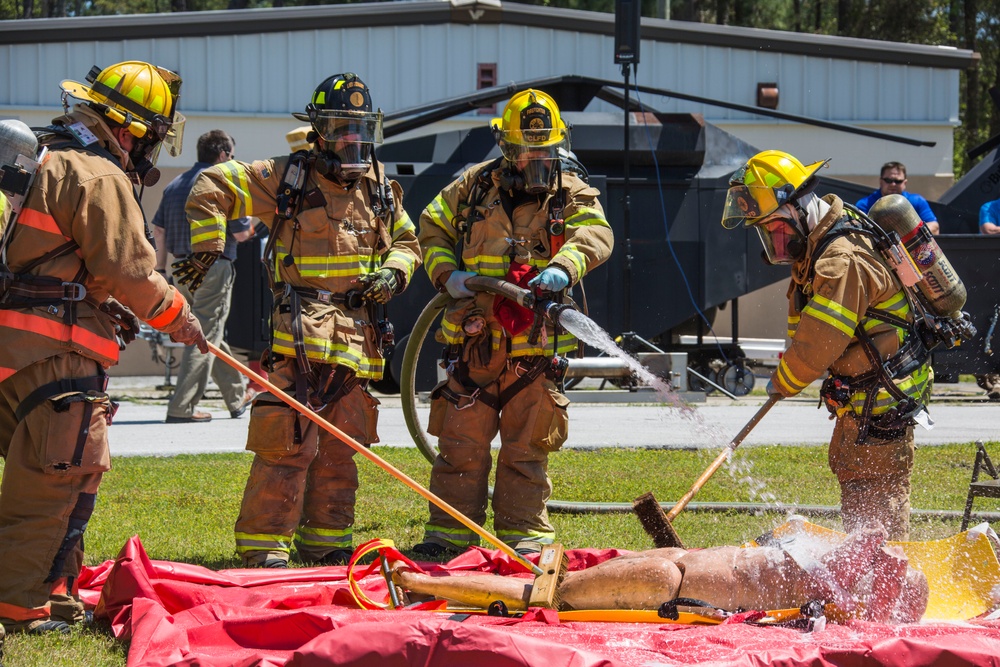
left=208, top=342, right=544, bottom=576
left=665, top=395, right=780, bottom=522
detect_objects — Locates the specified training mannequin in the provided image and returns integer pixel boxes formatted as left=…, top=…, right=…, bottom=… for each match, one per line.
left=394, top=526, right=929, bottom=623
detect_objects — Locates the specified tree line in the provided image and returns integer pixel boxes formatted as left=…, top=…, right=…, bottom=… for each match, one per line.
left=2, top=0, right=996, bottom=177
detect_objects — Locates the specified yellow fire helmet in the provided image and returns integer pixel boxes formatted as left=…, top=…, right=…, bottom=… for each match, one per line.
left=491, top=89, right=569, bottom=154
left=721, top=150, right=829, bottom=229
left=60, top=61, right=185, bottom=158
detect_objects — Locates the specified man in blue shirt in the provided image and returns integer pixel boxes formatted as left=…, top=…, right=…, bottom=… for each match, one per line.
left=976, top=198, right=1000, bottom=400
left=979, top=197, right=1000, bottom=235
left=856, top=161, right=939, bottom=235
left=152, top=130, right=255, bottom=423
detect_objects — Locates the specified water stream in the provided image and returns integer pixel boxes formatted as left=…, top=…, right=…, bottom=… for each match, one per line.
left=557, top=308, right=785, bottom=511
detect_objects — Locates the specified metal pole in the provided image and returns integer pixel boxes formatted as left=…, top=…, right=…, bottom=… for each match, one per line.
left=622, top=61, right=632, bottom=332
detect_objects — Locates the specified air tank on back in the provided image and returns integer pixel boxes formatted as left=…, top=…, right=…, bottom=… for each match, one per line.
left=868, top=193, right=967, bottom=319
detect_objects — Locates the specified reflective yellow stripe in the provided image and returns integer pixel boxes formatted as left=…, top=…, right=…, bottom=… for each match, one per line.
left=295, top=526, right=352, bottom=547
left=424, top=523, right=481, bottom=548
left=423, top=197, right=458, bottom=242
left=271, top=330, right=384, bottom=378
left=775, top=358, right=808, bottom=394
left=553, top=243, right=586, bottom=278
left=191, top=215, right=226, bottom=246
left=788, top=314, right=800, bottom=339
left=496, top=528, right=555, bottom=546
left=384, top=249, right=417, bottom=279
left=425, top=246, right=458, bottom=276
left=564, top=207, right=609, bottom=228
left=801, top=294, right=858, bottom=338
left=234, top=532, right=292, bottom=554
left=218, top=161, right=252, bottom=218
left=849, top=364, right=931, bottom=415
left=392, top=212, right=416, bottom=238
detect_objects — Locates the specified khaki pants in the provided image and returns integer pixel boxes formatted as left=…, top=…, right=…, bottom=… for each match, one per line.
left=234, top=358, right=380, bottom=564
left=167, top=260, right=246, bottom=418
left=0, top=354, right=111, bottom=618
left=423, top=359, right=570, bottom=548
left=829, top=415, right=913, bottom=541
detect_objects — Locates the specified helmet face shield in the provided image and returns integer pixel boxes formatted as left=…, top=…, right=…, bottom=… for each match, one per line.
left=722, top=182, right=778, bottom=229
left=312, top=110, right=382, bottom=180
left=754, top=213, right=807, bottom=265
left=311, top=110, right=383, bottom=145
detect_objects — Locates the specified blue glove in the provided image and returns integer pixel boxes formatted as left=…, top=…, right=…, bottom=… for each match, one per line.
left=443, top=270, right=476, bottom=299
left=528, top=266, right=570, bottom=292
left=765, top=380, right=783, bottom=399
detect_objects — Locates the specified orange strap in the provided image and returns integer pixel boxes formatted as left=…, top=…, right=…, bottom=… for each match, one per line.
left=346, top=538, right=422, bottom=611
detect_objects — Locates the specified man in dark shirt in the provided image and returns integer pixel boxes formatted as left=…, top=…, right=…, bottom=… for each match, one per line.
left=151, top=130, right=254, bottom=423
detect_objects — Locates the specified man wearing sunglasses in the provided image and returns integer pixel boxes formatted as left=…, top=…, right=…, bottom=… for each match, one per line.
left=855, top=162, right=939, bottom=235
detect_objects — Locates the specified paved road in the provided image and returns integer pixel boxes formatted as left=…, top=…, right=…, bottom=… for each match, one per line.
left=106, top=376, right=1000, bottom=457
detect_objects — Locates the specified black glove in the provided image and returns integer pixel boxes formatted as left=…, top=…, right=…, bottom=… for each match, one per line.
left=358, top=268, right=401, bottom=304
left=169, top=310, right=209, bottom=353
left=99, top=298, right=141, bottom=345
left=171, top=252, right=219, bottom=292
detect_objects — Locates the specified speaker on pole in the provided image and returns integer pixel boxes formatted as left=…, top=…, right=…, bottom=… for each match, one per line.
left=614, top=0, right=641, bottom=65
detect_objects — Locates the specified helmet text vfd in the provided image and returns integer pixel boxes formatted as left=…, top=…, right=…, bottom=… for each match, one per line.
left=60, top=61, right=185, bottom=186
left=722, top=150, right=828, bottom=265
left=491, top=89, right=569, bottom=194
left=293, top=72, right=383, bottom=182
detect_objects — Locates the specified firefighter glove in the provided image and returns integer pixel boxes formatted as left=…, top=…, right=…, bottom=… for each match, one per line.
left=359, top=268, right=400, bottom=304
left=171, top=252, right=219, bottom=292
left=443, top=270, right=476, bottom=299
left=528, top=266, right=569, bottom=292
left=99, top=298, right=141, bottom=345
left=765, top=379, right=783, bottom=399
left=170, top=311, right=209, bottom=353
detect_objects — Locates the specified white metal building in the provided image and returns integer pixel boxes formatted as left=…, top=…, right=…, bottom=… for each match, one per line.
left=0, top=0, right=978, bottom=201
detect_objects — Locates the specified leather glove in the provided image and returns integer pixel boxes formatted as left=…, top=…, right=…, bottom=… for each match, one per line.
left=99, top=298, right=141, bottom=346
left=443, top=270, right=476, bottom=299
left=171, top=252, right=219, bottom=292
left=358, top=268, right=401, bottom=304
left=169, top=311, right=209, bottom=353
left=528, top=266, right=570, bottom=292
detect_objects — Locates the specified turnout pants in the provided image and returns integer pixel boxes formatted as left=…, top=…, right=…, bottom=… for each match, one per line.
left=829, top=414, right=914, bottom=541
left=234, top=358, right=380, bottom=565
left=0, top=354, right=112, bottom=624
left=167, top=260, right=246, bottom=418
left=423, top=358, right=570, bottom=549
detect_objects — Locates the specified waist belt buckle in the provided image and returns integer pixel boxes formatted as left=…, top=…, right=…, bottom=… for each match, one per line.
left=61, top=282, right=86, bottom=301
left=317, top=289, right=333, bottom=304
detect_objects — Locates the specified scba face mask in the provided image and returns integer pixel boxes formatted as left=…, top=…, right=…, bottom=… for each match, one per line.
left=755, top=205, right=808, bottom=265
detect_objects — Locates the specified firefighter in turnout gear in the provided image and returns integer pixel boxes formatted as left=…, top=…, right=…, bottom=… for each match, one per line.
left=0, top=61, right=206, bottom=635
left=722, top=150, right=933, bottom=540
left=180, top=73, right=420, bottom=568
left=414, top=89, right=613, bottom=556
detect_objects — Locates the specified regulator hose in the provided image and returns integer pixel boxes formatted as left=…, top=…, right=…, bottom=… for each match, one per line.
left=398, top=282, right=991, bottom=523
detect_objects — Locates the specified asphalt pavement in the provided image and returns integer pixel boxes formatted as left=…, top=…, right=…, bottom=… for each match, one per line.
left=106, top=376, right=1000, bottom=457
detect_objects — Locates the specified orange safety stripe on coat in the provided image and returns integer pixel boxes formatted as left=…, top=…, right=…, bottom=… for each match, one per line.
left=144, top=289, right=185, bottom=330
left=17, top=208, right=72, bottom=239
left=0, top=310, right=120, bottom=360
left=0, top=600, right=50, bottom=621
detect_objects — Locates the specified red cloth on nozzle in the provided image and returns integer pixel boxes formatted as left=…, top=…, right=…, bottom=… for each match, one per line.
left=492, top=263, right=539, bottom=336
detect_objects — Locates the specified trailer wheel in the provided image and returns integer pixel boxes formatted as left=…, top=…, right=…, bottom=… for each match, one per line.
left=718, top=361, right=755, bottom=396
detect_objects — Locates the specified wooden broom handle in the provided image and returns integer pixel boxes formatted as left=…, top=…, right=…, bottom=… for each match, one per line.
left=665, top=394, right=780, bottom=522
left=208, top=342, right=544, bottom=576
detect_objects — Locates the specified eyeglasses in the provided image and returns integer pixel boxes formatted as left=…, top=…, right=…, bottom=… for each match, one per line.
left=881, top=177, right=905, bottom=185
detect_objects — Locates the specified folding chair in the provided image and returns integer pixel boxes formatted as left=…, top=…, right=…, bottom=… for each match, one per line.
left=961, top=440, right=1000, bottom=531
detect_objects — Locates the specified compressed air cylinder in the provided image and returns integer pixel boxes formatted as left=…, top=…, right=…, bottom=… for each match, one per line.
left=0, top=119, right=37, bottom=175
left=869, top=193, right=967, bottom=318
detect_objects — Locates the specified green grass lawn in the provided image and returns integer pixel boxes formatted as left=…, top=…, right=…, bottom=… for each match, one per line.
left=2, top=442, right=999, bottom=666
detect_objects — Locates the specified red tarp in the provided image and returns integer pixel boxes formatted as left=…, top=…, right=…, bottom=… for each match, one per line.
left=82, top=536, right=1000, bottom=667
